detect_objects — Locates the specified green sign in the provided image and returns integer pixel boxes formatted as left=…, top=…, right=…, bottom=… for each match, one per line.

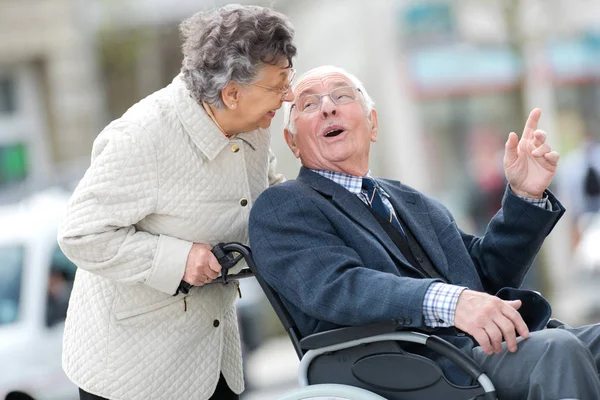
left=0, top=143, right=28, bottom=185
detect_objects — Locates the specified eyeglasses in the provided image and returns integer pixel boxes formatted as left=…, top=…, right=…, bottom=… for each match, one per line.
left=251, top=68, right=296, bottom=97
left=291, top=86, right=362, bottom=114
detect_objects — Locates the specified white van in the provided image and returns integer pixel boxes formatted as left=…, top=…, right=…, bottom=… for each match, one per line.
left=0, top=189, right=78, bottom=400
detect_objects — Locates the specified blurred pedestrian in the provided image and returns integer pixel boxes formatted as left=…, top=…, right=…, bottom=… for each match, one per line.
left=556, top=130, right=600, bottom=248
left=57, top=5, right=296, bottom=400
left=465, top=126, right=506, bottom=235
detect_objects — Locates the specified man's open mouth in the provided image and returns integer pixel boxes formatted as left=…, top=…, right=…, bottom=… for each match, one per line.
left=324, top=129, right=345, bottom=137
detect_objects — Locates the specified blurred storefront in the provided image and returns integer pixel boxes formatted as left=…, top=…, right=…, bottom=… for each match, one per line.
left=399, top=1, right=600, bottom=218
left=0, top=0, right=231, bottom=204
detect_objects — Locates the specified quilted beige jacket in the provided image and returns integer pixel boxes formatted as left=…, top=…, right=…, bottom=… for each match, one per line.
left=57, top=74, right=284, bottom=400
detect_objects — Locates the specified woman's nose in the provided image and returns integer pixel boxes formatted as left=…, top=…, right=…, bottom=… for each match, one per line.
left=282, top=89, right=295, bottom=102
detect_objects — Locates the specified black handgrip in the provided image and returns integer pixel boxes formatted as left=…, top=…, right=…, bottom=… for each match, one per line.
left=211, top=243, right=244, bottom=284
left=173, top=242, right=250, bottom=295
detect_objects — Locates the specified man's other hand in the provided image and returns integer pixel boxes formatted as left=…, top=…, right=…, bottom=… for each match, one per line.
left=455, top=290, right=530, bottom=355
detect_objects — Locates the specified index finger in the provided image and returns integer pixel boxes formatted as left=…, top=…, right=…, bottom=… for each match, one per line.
left=522, top=108, right=541, bottom=140
left=502, top=304, right=529, bottom=339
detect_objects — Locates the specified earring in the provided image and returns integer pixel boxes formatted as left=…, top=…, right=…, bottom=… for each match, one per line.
left=230, top=104, right=235, bottom=109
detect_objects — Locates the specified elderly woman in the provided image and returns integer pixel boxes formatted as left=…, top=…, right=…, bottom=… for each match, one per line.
left=57, top=5, right=296, bottom=400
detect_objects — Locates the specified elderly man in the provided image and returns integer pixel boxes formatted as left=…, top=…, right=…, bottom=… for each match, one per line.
left=248, top=66, right=600, bottom=399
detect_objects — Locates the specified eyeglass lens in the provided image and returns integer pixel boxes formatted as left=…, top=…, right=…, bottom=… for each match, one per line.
left=296, top=86, right=358, bottom=113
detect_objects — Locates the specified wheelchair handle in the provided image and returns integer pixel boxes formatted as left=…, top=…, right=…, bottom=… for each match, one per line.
left=174, top=242, right=252, bottom=296
left=211, top=242, right=248, bottom=284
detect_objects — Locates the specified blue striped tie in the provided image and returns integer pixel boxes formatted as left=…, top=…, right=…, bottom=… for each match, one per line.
left=362, top=177, right=404, bottom=233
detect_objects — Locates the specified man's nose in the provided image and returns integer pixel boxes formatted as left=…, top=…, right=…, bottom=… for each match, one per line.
left=321, top=95, right=337, bottom=118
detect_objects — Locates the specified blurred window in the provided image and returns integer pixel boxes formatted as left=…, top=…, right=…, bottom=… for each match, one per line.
left=0, top=77, right=16, bottom=115
left=45, top=245, right=76, bottom=327
left=0, top=245, right=24, bottom=326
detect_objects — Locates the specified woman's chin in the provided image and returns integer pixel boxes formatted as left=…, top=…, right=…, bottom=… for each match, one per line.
left=257, top=119, right=273, bottom=129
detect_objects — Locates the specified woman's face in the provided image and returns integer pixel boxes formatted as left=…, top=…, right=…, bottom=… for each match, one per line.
left=235, top=59, right=295, bottom=131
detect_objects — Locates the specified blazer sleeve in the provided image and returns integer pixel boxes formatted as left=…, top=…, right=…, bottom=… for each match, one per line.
left=57, top=123, right=191, bottom=295
left=249, top=185, right=437, bottom=330
left=458, top=186, right=565, bottom=293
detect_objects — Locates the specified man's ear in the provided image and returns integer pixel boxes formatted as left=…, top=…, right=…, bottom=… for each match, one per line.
left=369, top=109, right=379, bottom=142
left=221, top=82, right=240, bottom=109
left=284, top=128, right=300, bottom=158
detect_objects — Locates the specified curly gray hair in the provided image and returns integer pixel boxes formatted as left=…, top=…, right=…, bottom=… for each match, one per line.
left=180, top=4, right=296, bottom=108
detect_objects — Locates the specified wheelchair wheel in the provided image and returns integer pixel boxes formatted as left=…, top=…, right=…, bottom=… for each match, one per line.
left=276, top=383, right=387, bottom=400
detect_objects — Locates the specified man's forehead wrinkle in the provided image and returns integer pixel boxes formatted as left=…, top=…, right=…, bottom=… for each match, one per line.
left=294, top=74, right=351, bottom=98
left=321, top=74, right=351, bottom=86
left=294, top=77, right=324, bottom=98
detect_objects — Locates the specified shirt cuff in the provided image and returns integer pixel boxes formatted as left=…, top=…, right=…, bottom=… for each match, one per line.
left=518, top=192, right=552, bottom=211
left=423, top=282, right=467, bottom=328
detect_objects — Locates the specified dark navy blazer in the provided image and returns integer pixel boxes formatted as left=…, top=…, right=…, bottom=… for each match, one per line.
left=248, top=167, right=565, bottom=382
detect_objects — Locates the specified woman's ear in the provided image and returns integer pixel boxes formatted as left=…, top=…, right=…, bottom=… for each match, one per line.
left=221, top=82, right=240, bottom=109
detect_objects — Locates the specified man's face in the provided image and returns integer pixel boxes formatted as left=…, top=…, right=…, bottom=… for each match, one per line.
left=284, top=72, right=378, bottom=176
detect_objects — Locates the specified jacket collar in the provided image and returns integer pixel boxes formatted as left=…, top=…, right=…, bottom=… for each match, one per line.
left=297, top=167, right=450, bottom=279
left=171, top=74, right=259, bottom=160
left=297, top=167, right=426, bottom=276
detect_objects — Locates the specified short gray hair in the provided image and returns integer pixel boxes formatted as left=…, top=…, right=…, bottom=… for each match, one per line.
left=180, top=4, right=296, bottom=108
left=284, top=66, right=375, bottom=134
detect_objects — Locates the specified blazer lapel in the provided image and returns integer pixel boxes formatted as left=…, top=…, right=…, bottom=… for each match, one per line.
left=297, top=168, right=425, bottom=276
left=379, top=180, right=451, bottom=280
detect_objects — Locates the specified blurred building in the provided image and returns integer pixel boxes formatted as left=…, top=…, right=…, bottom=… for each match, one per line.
left=401, top=0, right=600, bottom=212
left=0, top=0, right=105, bottom=203
left=0, top=0, right=234, bottom=204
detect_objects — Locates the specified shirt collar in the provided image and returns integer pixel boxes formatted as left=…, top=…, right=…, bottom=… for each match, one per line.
left=311, top=169, right=374, bottom=195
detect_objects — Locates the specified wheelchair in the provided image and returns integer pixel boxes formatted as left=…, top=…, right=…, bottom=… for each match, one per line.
left=212, top=242, right=568, bottom=400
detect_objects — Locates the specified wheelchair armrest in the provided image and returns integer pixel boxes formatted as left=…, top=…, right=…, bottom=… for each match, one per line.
left=300, top=320, right=403, bottom=350
left=298, top=330, right=496, bottom=398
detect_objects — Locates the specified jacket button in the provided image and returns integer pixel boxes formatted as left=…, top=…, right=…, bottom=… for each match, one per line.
left=213, top=319, right=220, bottom=327
left=405, top=317, right=412, bottom=325
left=231, top=144, right=240, bottom=153
left=240, top=198, right=248, bottom=207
